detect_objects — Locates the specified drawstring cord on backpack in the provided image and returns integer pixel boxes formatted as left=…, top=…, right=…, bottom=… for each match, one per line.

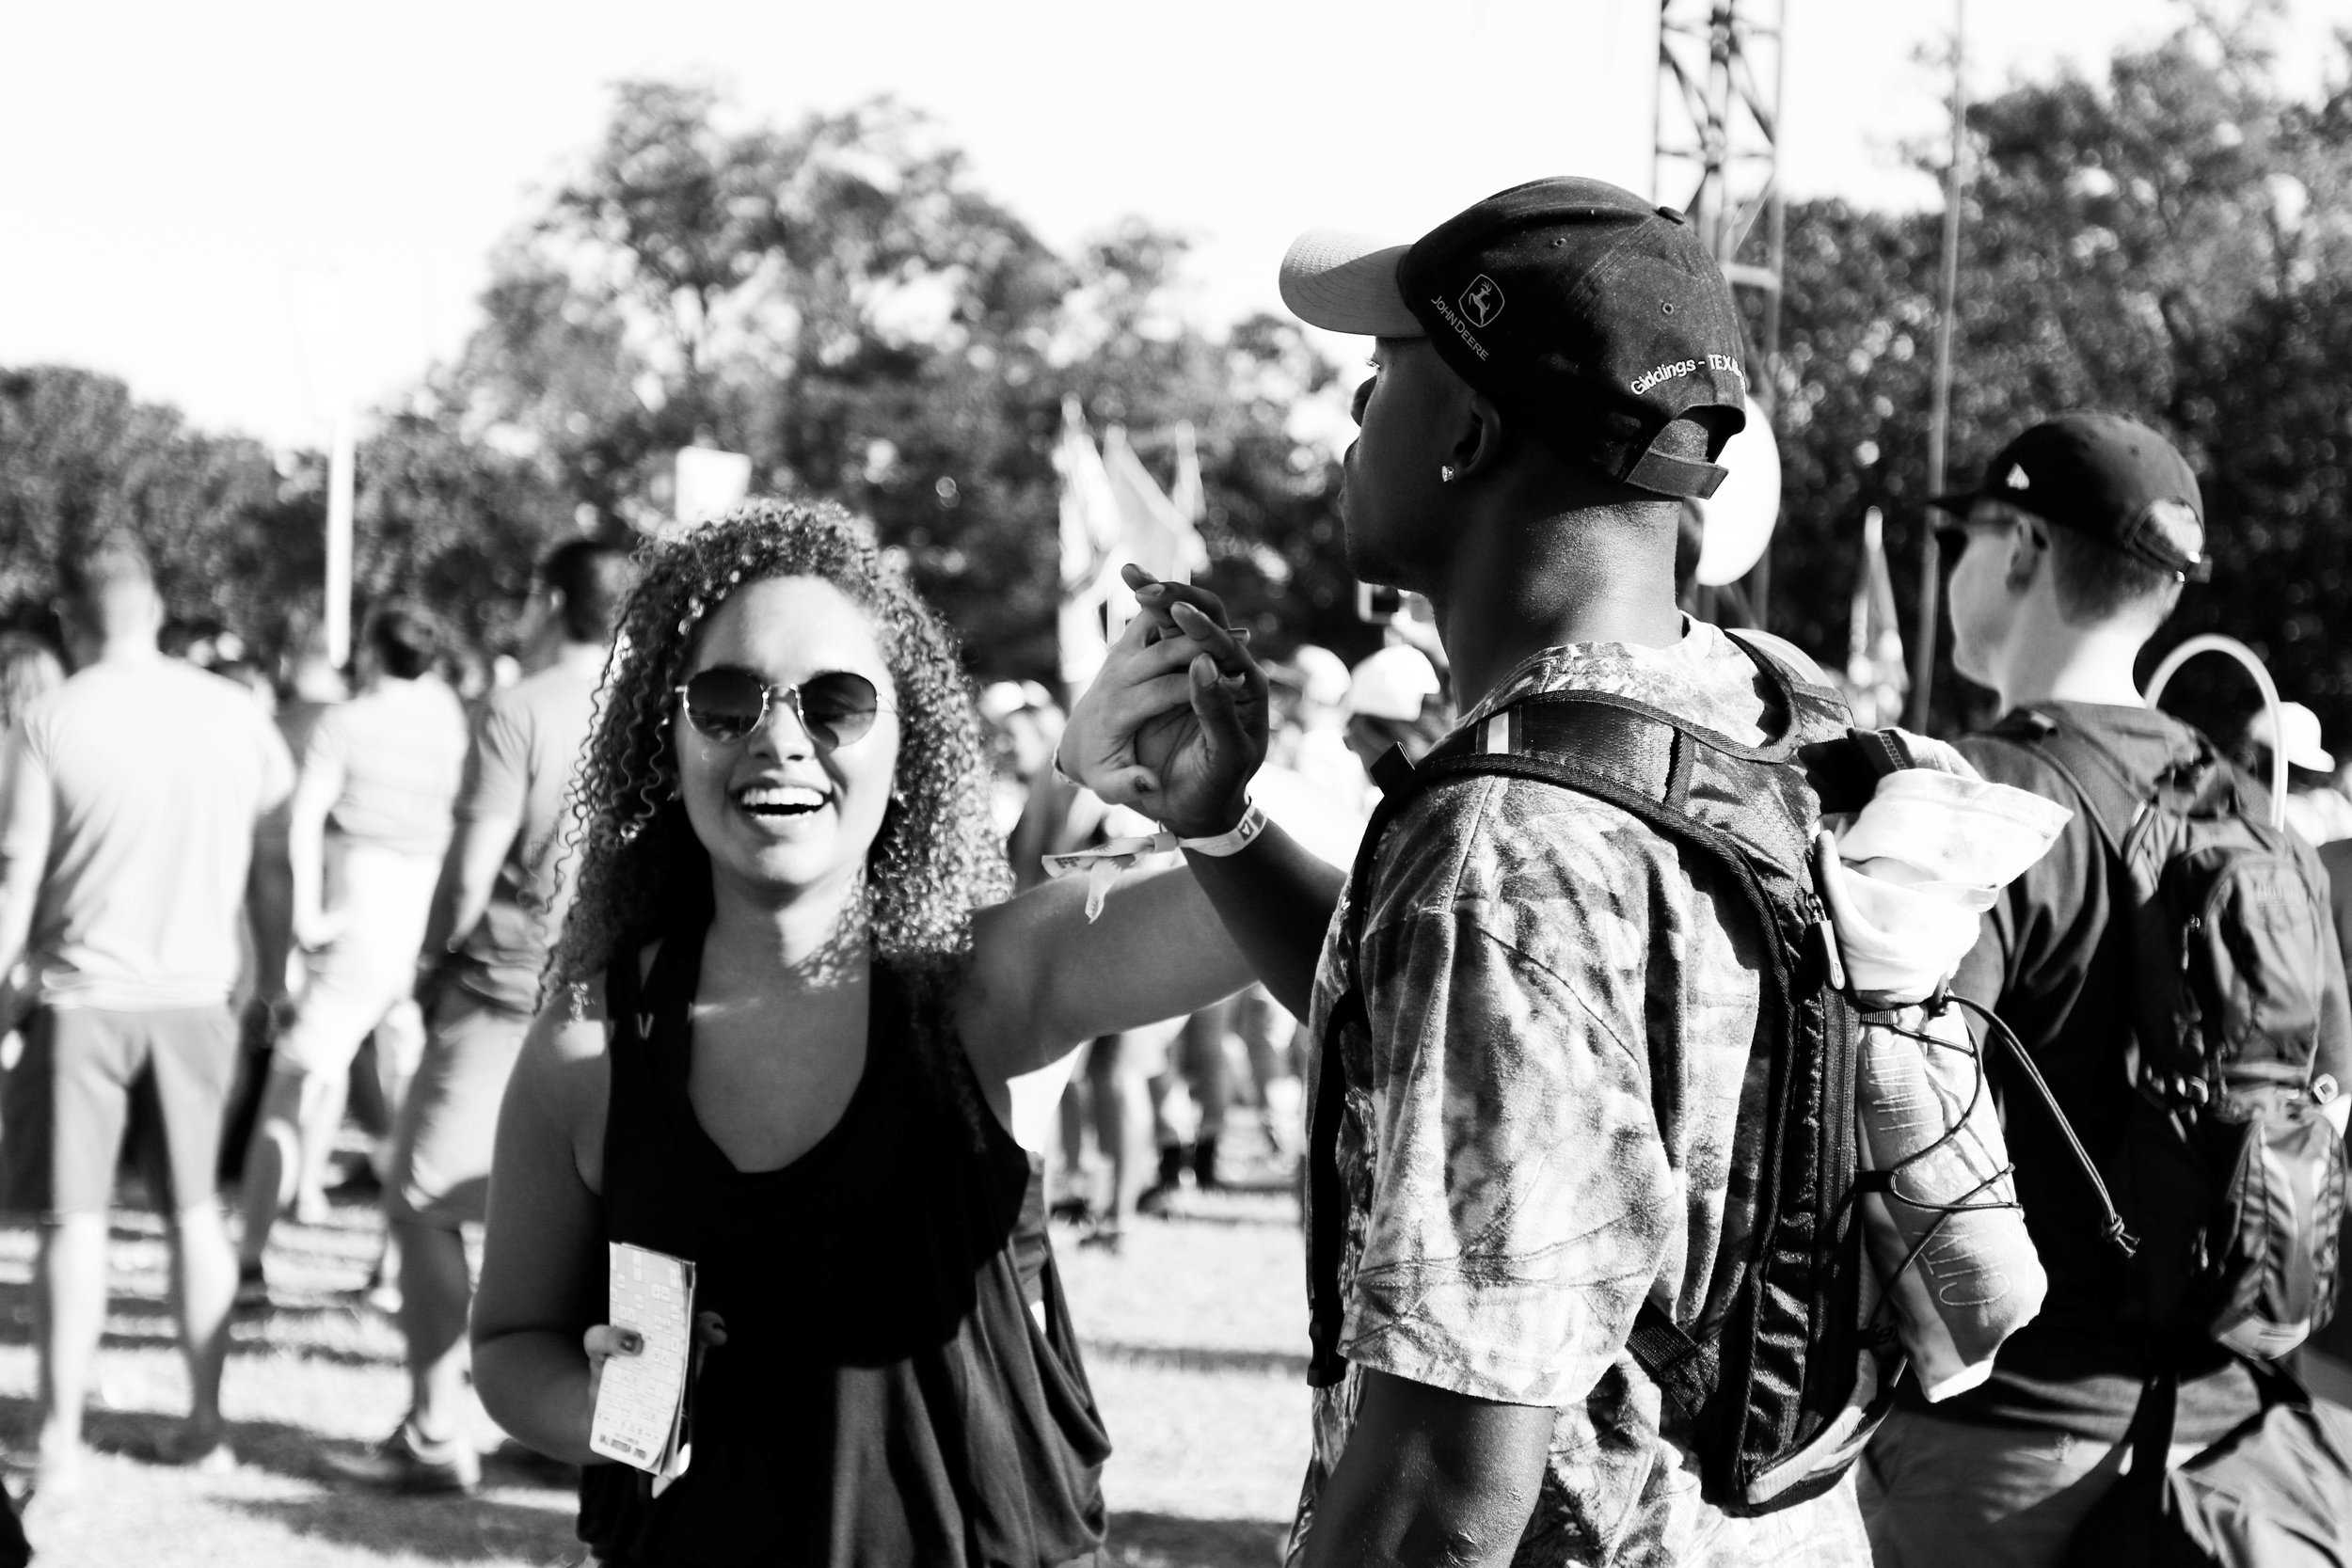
left=1940, top=993, right=2140, bottom=1260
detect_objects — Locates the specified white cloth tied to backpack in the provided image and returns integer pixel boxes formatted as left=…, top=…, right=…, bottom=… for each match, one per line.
left=1823, top=768, right=2074, bottom=1008
left=1818, top=753, right=2073, bottom=1402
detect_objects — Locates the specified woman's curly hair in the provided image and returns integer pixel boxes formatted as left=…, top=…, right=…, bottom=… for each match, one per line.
left=549, top=499, right=1011, bottom=998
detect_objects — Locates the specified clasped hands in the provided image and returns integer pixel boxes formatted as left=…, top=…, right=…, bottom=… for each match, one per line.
left=1057, top=564, right=1271, bottom=837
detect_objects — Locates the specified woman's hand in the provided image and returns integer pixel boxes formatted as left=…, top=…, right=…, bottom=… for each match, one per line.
left=580, top=1314, right=729, bottom=1410
left=1058, top=567, right=1270, bottom=835
left=581, top=1323, right=644, bottom=1409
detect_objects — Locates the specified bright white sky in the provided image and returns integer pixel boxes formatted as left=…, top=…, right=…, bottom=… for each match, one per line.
left=3, top=0, right=2344, bottom=451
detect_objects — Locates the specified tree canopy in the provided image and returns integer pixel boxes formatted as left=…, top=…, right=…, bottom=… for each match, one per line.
left=447, top=86, right=1363, bottom=681
left=11, top=13, right=2352, bottom=737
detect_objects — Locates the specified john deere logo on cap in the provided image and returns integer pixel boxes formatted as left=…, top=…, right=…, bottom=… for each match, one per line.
left=1459, top=276, right=1504, bottom=328
left=2006, top=464, right=2031, bottom=492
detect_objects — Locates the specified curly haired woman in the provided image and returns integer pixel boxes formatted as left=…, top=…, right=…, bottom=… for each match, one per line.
left=470, top=500, right=1250, bottom=1567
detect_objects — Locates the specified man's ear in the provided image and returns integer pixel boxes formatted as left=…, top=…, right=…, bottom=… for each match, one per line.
left=1451, top=391, right=1507, bottom=482
left=2004, top=517, right=2045, bottom=592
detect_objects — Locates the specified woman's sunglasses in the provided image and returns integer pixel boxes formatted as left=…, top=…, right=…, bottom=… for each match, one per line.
left=674, top=667, right=891, bottom=749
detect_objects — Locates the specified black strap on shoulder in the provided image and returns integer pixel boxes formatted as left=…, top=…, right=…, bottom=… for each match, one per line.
left=1368, top=743, right=1417, bottom=801
left=1989, top=708, right=2148, bottom=860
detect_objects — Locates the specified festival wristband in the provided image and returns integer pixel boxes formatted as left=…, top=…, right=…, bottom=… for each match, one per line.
left=1039, top=800, right=1266, bottom=922
left=1175, top=800, right=1266, bottom=858
left=1041, top=833, right=1178, bottom=922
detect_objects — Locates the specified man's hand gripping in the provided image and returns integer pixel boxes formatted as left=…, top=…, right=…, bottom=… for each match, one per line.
left=1057, top=565, right=1270, bottom=836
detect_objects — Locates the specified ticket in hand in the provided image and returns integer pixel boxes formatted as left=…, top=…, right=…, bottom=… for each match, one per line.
left=590, top=1243, right=698, bottom=1482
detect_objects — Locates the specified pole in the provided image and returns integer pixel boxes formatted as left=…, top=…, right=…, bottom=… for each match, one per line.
left=1907, top=0, right=1965, bottom=734
left=1749, top=0, right=1788, bottom=631
left=325, top=404, right=355, bottom=670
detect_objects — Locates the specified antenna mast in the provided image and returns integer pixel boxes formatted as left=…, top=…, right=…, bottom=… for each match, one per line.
left=1656, top=0, right=1787, bottom=624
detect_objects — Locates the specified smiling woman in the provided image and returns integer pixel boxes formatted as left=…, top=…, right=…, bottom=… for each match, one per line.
left=469, top=499, right=1254, bottom=1568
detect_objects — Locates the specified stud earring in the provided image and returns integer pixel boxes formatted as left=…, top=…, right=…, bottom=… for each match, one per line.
left=1439, top=465, right=1456, bottom=483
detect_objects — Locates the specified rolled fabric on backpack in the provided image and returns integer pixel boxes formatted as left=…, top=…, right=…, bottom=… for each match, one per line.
left=1838, top=768, right=2074, bottom=892
left=1822, top=768, right=2074, bottom=1008
left=1817, top=764, right=2071, bottom=1400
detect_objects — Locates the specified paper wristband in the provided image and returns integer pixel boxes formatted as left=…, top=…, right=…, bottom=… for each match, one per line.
left=1038, top=802, right=1267, bottom=922
left=1177, top=800, right=1267, bottom=857
left=1041, top=832, right=1178, bottom=922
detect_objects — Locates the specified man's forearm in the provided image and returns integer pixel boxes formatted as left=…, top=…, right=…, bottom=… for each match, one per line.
left=1183, top=820, right=1345, bottom=1019
left=1301, top=1371, right=1551, bottom=1568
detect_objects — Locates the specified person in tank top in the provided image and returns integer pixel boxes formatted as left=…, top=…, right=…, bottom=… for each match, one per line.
left=470, top=500, right=1255, bottom=1567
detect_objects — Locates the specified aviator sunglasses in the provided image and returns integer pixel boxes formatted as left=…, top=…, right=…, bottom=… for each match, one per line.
left=675, top=666, right=892, bottom=749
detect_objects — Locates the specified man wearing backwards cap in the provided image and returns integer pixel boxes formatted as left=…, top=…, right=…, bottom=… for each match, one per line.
left=1862, top=413, right=2352, bottom=1563
left=1057, top=178, right=1869, bottom=1564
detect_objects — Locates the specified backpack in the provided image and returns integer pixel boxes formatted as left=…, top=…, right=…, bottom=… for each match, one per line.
left=1986, top=709, right=2348, bottom=1361
left=1304, top=633, right=1895, bottom=1516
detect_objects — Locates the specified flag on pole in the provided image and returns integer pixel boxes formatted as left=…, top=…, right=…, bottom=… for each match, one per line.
left=1168, top=421, right=1204, bottom=537
left=1101, top=425, right=1208, bottom=583
left=1056, top=404, right=1209, bottom=689
left=1846, top=507, right=1909, bottom=728
left=1056, top=399, right=1122, bottom=690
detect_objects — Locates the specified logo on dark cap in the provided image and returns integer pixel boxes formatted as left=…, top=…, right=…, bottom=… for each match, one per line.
left=1459, top=276, right=1504, bottom=328
left=2140, top=499, right=2201, bottom=562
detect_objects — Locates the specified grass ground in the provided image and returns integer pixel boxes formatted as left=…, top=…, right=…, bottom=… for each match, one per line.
left=0, top=1131, right=1310, bottom=1567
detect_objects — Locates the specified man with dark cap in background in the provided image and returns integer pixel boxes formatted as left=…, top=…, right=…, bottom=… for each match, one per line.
left=1861, top=413, right=2352, bottom=1562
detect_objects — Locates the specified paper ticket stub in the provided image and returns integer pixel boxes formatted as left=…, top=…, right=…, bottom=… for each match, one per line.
left=590, top=1242, right=697, bottom=1475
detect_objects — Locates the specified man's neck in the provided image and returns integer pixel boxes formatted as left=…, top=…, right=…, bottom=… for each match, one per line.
left=1432, top=510, right=1683, bottom=711
left=86, top=636, right=160, bottom=669
left=1994, top=622, right=2149, bottom=712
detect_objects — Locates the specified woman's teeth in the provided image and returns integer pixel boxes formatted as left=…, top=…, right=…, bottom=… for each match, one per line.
left=736, top=784, right=825, bottom=816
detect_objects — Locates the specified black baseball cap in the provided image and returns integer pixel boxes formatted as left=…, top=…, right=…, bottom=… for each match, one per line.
left=1278, top=176, right=1750, bottom=499
left=1930, top=413, right=2210, bottom=582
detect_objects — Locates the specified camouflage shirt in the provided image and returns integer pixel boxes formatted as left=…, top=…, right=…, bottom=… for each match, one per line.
left=1287, top=620, right=1870, bottom=1567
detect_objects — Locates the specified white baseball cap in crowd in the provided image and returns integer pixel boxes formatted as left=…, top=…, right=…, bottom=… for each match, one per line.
left=1274, top=644, right=1351, bottom=709
left=977, top=679, right=1056, bottom=726
left=2258, top=701, right=2336, bottom=772
left=1345, top=646, right=1441, bottom=722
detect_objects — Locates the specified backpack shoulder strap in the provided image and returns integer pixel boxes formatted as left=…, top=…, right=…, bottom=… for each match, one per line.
left=1724, top=626, right=1830, bottom=689
left=1988, top=708, right=2146, bottom=860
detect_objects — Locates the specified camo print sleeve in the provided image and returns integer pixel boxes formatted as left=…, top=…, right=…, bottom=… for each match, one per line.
left=1336, top=780, right=1679, bottom=1407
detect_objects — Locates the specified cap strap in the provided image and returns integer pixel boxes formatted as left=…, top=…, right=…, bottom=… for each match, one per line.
left=1623, top=446, right=1728, bottom=500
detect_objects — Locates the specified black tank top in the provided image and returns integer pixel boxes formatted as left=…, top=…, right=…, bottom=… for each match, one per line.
left=577, top=925, right=1109, bottom=1566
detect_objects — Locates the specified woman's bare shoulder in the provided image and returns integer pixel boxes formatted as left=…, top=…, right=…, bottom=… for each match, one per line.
left=512, top=978, right=614, bottom=1122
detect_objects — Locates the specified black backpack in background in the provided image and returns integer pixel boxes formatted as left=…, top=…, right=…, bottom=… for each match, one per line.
left=1989, top=710, right=2348, bottom=1362
left=1305, top=634, right=1895, bottom=1516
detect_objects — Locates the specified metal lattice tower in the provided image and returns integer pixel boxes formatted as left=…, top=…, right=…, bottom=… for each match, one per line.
left=1657, top=0, right=1788, bottom=619
left=1654, top=0, right=1787, bottom=402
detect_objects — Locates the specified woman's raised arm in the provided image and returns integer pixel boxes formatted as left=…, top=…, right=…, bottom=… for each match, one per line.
left=959, top=820, right=1341, bottom=1087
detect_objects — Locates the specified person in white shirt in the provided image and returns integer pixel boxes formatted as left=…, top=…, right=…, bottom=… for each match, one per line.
left=0, top=535, right=294, bottom=1492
